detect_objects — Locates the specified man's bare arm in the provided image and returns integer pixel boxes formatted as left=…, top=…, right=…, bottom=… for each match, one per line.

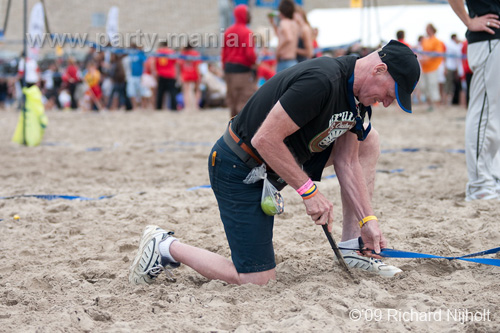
left=251, top=101, right=334, bottom=230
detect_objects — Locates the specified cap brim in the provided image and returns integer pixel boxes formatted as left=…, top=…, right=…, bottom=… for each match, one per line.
left=395, top=82, right=412, bottom=113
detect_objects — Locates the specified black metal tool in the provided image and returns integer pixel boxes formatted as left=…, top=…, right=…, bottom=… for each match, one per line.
left=322, top=224, right=354, bottom=278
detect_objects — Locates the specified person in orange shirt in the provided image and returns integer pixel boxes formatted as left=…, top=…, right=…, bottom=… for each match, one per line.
left=83, top=61, right=102, bottom=111
left=419, top=23, right=445, bottom=111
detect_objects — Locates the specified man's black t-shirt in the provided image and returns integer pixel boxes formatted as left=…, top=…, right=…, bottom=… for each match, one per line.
left=232, top=55, right=360, bottom=166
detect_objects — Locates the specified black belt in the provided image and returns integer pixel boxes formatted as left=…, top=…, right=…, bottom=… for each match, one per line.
left=222, top=123, right=287, bottom=190
left=223, top=124, right=263, bottom=169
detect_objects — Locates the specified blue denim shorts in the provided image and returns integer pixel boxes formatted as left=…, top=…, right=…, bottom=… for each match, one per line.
left=208, top=137, right=276, bottom=273
left=277, top=59, right=298, bottom=73
left=208, top=136, right=333, bottom=273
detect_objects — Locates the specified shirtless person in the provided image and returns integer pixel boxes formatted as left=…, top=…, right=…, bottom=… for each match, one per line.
left=269, top=0, right=299, bottom=72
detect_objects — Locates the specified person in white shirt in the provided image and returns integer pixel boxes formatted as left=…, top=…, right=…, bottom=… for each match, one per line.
left=444, top=34, right=464, bottom=105
left=17, top=54, right=40, bottom=87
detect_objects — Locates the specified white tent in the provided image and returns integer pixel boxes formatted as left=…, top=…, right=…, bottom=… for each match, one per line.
left=308, top=4, right=467, bottom=49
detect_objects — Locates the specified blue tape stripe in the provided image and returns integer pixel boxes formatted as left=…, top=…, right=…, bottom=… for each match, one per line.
left=380, top=148, right=465, bottom=154
left=380, top=248, right=443, bottom=259
left=186, top=185, right=211, bottom=191
left=0, top=194, right=114, bottom=201
left=455, top=247, right=500, bottom=259
left=459, top=258, right=500, bottom=266
left=379, top=248, right=500, bottom=267
left=339, top=246, right=500, bottom=266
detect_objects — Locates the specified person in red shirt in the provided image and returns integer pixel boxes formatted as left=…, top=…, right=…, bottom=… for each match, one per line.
left=63, top=57, right=80, bottom=110
left=179, top=43, right=201, bottom=111
left=154, top=41, right=179, bottom=110
left=221, top=4, right=257, bottom=118
left=312, top=27, right=323, bottom=58
left=396, top=30, right=411, bottom=48
left=256, top=44, right=276, bottom=87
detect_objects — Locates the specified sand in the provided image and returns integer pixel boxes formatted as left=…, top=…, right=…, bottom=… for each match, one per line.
left=0, top=105, right=498, bottom=332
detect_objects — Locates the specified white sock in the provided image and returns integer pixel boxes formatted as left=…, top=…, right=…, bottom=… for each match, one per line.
left=158, top=237, right=178, bottom=263
left=339, top=238, right=360, bottom=255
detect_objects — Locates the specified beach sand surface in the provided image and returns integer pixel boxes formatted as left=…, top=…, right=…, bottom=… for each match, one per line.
left=0, top=105, right=498, bottom=332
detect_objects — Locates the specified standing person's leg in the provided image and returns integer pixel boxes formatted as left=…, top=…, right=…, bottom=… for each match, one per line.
left=127, top=79, right=137, bottom=109
left=493, top=154, right=500, bottom=186
left=465, top=72, right=473, bottom=107
left=107, top=85, right=117, bottom=109
left=123, top=82, right=133, bottom=111
left=419, top=73, right=430, bottom=107
left=54, top=89, right=62, bottom=110
left=166, top=78, right=178, bottom=111
left=156, top=77, right=165, bottom=110
left=452, top=71, right=461, bottom=105
left=235, top=72, right=257, bottom=116
left=426, top=70, right=440, bottom=111
left=181, top=81, right=191, bottom=110
left=133, top=76, right=142, bottom=109
left=69, top=83, right=77, bottom=109
left=194, top=81, right=201, bottom=109
left=465, top=40, right=500, bottom=200
left=224, top=73, right=237, bottom=118
left=116, top=83, right=125, bottom=109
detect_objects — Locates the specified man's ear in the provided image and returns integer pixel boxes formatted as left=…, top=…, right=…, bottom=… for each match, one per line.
left=373, top=63, right=388, bottom=75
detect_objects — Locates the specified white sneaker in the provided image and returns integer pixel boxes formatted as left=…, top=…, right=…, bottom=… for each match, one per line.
left=465, top=188, right=499, bottom=201
left=342, top=250, right=402, bottom=277
left=129, top=225, right=180, bottom=285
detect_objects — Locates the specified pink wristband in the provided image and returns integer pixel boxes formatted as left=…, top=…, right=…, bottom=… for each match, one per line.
left=297, top=178, right=314, bottom=195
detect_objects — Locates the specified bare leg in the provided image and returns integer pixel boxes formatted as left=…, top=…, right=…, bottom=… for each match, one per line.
left=194, top=81, right=201, bottom=110
left=170, top=241, right=276, bottom=285
left=181, top=83, right=190, bottom=110
left=339, top=128, right=380, bottom=241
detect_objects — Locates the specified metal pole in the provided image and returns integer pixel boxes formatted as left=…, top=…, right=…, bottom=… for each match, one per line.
left=40, top=0, right=51, bottom=34
left=374, top=0, right=382, bottom=46
left=2, top=0, right=12, bottom=33
left=22, top=0, right=28, bottom=145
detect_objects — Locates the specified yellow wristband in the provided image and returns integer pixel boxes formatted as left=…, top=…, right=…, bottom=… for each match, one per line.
left=359, top=215, right=377, bottom=228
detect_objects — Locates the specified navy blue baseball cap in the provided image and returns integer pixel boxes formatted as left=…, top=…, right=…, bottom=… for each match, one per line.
left=378, top=40, right=420, bottom=113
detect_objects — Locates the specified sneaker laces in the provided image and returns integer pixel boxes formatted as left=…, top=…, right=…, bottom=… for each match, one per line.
left=141, top=258, right=176, bottom=281
left=142, top=264, right=164, bottom=277
left=345, top=252, right=380, bottom=268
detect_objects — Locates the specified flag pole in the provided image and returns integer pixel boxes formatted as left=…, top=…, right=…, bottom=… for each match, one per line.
left=2, top=0, right=12, bottom=34
left=22, top=0, right=28, bottom=145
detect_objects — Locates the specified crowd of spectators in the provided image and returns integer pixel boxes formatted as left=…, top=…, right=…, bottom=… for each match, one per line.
left=0, top=42, right=228, bottom=112
left=397, top=26, right=471, bottom=111
left=0, top=1, right=470, bottom=114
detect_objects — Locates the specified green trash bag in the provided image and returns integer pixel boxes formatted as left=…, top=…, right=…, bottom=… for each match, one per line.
left=12, top=85, right=49, bottom=147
